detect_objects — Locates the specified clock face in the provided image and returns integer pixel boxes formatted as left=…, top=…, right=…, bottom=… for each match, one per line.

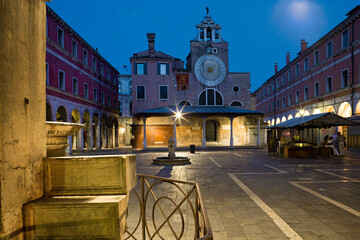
left=195, top=55, right=226, bottom=86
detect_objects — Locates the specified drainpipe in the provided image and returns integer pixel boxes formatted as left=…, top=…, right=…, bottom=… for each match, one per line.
left=350, top=21, right=355, bottom=116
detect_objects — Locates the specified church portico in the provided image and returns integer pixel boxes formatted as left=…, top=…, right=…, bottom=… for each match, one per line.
left=132, top=106, right=263, bottom=149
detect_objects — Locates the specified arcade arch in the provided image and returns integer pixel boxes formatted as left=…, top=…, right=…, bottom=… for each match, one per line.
left=338, top=102, right=352, bottom=118
left=56, top=106, right=67, bottom=122
left=288, top=114, right=293, bottom=120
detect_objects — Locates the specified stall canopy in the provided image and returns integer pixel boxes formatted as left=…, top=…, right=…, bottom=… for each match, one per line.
left=268, top=112, right=359, bottom=129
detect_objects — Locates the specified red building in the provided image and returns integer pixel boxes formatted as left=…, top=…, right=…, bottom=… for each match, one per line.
left=45, top=6, right=119, bottom=152
left=254, top=5, right=360, bottom=146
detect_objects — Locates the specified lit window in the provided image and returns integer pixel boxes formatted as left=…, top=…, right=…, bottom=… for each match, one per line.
left=57, top=27, right=64, bottom=47
left=159, top=85, right=168, bottom=100
left=58, top=70, right=65, bottom=90
left=136, top=86, right=145, bottom=100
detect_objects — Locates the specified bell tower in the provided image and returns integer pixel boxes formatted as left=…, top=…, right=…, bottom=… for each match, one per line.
left=196, top=7, right=223, bottom=42
left=189, top=7, right=228, bottom=74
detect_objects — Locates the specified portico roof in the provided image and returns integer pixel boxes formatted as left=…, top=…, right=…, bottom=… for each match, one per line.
left=134, top=106, right=263, bottom=118
left=268, top=112, right=359, bottom=129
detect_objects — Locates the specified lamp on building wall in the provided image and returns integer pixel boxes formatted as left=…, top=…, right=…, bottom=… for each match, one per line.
left=299, top=109, right=305, bottom=116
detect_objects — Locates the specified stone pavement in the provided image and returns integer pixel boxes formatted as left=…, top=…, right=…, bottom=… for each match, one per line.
left=76, top=148, right=360, bottom=239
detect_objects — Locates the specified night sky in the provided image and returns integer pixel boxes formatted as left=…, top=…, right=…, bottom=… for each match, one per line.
left=47, top=0, right=359, bottom=92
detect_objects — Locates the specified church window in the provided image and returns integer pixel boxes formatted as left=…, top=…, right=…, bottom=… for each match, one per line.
left=134, top=63, right=147, bottom=75
left=199, top=89, right=223, bottom=106
left=179, top=100, right=191, bottom=106
left=158, top=63, right=169, bottom=75
left=159, top=85, right=168, bottom=100
left=136, top=86, right=145, bottom=100
left=231, top=101, right=243, bottom=107
left=233, top=86, right=240, bottom=93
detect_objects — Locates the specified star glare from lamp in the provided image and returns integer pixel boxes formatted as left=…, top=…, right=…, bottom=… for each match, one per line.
left=169, top=104, right=189, bottom=125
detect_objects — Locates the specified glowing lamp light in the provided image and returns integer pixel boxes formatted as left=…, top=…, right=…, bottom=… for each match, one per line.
left=119, top=128, right=125, bottom=133
left=241, top=125, right=245, bottom=129
left=175, top=111, right=182, bottom=119
left=299, top=109, right=305, bottom=116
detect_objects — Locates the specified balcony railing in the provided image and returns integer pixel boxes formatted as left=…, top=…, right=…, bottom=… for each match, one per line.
left=125, top=174, right=213, bottom=240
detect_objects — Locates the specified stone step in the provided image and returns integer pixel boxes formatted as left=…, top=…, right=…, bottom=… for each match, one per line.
left=25, top=195, right=128, bottom=240
left=44, top=155, right=136, bottom=196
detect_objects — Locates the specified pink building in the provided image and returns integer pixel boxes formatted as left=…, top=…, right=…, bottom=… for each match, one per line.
left=254, top=5, right=360, bottom=147
left=46, top=6, right=119, bottom=152
left=131, top=11, right=263, bottom=149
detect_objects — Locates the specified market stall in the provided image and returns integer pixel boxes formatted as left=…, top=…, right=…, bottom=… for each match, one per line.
left=267, top=112, right=359, bottom=158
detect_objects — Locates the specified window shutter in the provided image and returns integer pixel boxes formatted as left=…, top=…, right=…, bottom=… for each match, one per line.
left=134, top=62, right=137, bottom=75
left=166, top=63, right=169, bottom=75
left=144, top=63, right=147, bottom=75
left=157, top=63, right=160, bottom=75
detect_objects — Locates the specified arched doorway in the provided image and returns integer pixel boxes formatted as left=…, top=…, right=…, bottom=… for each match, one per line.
left=83, top=111, right=91, bottom=150
left=205, top=120, right=217, bottom=142
left=56, top=106, right=67, bottom=122
left=71, top=109, right=81, bottom=150
left=46, top=102, right=52, bottom=121
left=93, top=113, right=99, bottom=148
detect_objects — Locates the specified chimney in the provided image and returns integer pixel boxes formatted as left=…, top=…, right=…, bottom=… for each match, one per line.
left=274, top=63, right=278, bottom=74
left=301, top=39, right=308, bottom=53
left=147, top=33, right=156, bottom=56
left=286, top=52, right=290, bottom=65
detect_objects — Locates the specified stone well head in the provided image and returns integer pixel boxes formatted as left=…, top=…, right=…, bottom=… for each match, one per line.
left=46, top=121, right=84, bottom=157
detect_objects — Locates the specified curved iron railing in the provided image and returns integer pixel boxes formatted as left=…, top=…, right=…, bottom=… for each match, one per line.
left=125, top=174, right=213, bottom=240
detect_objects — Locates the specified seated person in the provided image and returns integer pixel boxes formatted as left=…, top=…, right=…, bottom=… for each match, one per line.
left=325, top=136, right=339, bottom=156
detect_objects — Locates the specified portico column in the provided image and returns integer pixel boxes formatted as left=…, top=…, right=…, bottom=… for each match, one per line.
left=89, top=115, right=93, bottom=151
left=202, top=118, right=206, bottom=148
left=230, top=117, right=234, bottom=147
left=67, top=114, right=73, bottom=154
left=257, top=117, right=261, bottom=147
left=143, top=117, right=147, bottom=149
left=173, top=118, right=177, bottom=147
left=78, top=115, right=84, bottom=152
left=96, top=117, right=101, bottom=149
left=211, top=29, right=215, bottom=41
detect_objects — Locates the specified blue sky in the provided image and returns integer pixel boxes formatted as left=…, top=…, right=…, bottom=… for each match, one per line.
left=47, top=0, right=359, bottom=92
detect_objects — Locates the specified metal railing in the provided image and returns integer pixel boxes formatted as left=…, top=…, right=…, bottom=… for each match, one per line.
left=125, top=174, right=213, bottom=240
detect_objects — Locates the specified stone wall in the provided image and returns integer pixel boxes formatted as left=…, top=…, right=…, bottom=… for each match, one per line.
left=0, top=0, right=47, bottom=238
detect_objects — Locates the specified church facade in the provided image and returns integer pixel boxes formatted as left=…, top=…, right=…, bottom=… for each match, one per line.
left=131, top=11, right=264, bottom=149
